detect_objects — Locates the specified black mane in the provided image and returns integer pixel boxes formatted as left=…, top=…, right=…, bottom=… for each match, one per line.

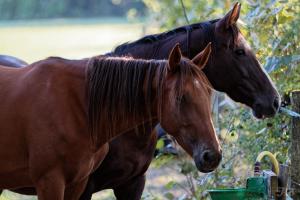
left=113, top=19, right=220, bottom=55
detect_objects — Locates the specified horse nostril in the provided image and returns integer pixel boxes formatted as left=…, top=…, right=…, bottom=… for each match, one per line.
left=202, top=150, right=219, bottom=164
left=202, top=151, right=210, bottom=162
left=273, top=97, right=279, bottom=110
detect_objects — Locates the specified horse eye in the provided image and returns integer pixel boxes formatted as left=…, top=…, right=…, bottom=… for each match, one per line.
left=235, top=49, right=245, bottom=56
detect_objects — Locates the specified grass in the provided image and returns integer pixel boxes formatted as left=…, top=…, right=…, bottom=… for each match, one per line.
left=0, top=17, right=144, bottom=63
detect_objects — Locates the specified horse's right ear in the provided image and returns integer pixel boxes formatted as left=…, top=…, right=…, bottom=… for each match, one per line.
left=168, top=43, right=182, bottom=72
left=216, top=2, right=241, bottom=31
left=192, top=42, right=211, bottom=70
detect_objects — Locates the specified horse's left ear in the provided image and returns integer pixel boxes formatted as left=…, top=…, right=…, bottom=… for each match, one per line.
left=192, top=42, right=211, bottom=70
left=168, top=43, right=182, bottom=72
left=217, top=2, right=241, bottom=30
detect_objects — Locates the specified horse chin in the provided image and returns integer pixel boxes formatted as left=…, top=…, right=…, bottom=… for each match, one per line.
left=252, top=109, right=277, bottom=119
left=194, top=161, right=216, bottom=173
left=252, top=110, right=264, bottom=119
left=251, top=95, right=280, bottom=119
left=197, top=167, right=215, bottom=173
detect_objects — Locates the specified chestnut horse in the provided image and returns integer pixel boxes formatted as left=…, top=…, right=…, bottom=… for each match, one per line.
left=0, top=44, right=220, bottom=199
left=0, top=3, right=280, bottom=200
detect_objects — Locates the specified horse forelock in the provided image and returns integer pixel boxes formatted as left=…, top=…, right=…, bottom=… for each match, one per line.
left=169, top=58, right=212, bottom=108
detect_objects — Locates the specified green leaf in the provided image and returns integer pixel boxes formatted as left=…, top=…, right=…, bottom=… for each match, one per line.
left=164, top=192, right=175, bottom=200
left=156, top=138, right=164, bottom=149
left=165, top=181, right=177, bottom=189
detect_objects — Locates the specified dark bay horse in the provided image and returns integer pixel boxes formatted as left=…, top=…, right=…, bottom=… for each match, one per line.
left=1, top=3, right=280, bottom=200
left=0, top=44, right=220, bottom=199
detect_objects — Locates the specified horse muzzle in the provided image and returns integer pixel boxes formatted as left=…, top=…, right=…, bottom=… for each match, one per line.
left=193, top=149, right=222, bottom=173
left=252, top=95, right=280, bottom=119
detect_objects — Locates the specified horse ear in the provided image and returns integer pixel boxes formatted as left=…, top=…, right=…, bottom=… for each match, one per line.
left=168, top=43, right=182, bottom=72
left=192, top=42, right=211, bottom=70
left=217, top=2, right=241, bottom=30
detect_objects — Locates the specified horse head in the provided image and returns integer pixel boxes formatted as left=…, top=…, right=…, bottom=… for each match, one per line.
left=160, top=43, right=221, bottom=172
left=202, top=3, right=280, bottom=118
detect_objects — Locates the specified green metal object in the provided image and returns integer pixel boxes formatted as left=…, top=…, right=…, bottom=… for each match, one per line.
left=246, top=177, right=267, bottom=199
left=208, top=152, right=293, bottom=199
left=208, top=177, right=267, bottom=200
left=208, top=188, right=247, bottom=200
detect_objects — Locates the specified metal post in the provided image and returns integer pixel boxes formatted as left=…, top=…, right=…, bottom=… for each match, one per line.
left=291, top=91, right=300, bottom=199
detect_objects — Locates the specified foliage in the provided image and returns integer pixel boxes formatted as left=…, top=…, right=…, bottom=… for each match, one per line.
left=143, top=0, right=300, bottom=199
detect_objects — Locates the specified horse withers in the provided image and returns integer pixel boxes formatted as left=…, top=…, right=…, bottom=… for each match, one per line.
left=0, top=44, right=220, bottom=199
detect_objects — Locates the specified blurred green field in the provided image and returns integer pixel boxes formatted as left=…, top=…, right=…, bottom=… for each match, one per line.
left=0, top=18, right=144, bottom=63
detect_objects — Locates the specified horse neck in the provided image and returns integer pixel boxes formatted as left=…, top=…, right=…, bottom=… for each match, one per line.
left=188, top=23, right=215, bottom=58
left=93, top=61, right=165, bottom=148
left=156, top=23, right=215, bottom=60
left=94, top=94, right=160, bottom=149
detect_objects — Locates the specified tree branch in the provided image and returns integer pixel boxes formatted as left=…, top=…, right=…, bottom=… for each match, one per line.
left=179, top=0, right=190, bottom=24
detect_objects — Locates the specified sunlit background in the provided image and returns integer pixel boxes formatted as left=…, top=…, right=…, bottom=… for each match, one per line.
left=0, top=0, right=148, bottom=63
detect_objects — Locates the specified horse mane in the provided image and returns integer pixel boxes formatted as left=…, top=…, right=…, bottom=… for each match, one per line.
left=86, top=56, right=210, bottom=147
left=87, top=56, right=166, bottom=147
left=113, top=19, right=220, bottom=55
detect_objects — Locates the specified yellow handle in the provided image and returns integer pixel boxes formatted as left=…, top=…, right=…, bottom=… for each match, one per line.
left=256, top=151, right=280, bottom=175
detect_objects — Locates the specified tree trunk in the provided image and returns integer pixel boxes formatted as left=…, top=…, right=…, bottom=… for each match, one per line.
left=291, top=91, right=300, bottom=200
